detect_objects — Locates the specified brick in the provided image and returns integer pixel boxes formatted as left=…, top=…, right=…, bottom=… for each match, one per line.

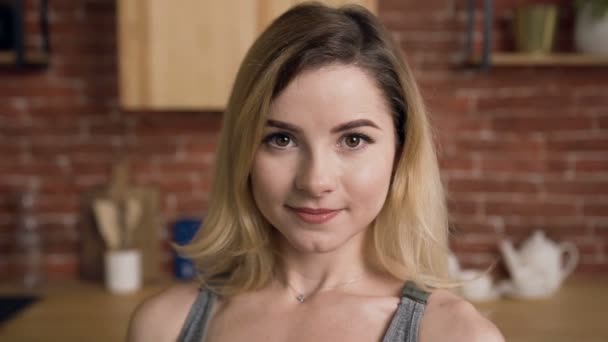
left=128, top=160, right=157, bottom=176
left=574, top=263, right=608, bottom=274
left=33, top=195, right=80, bottom=214
left=0, top=233, right=15, bottom=254
left=384, top=18, right=461, bottom=36
left=28, top=103, right=112, bottom=118
left=0, top=160, right=66, bottom=177
left=0, top=143, right=24, bottom=156
left=479, top=157, right=571, bottom=175
left=379, top=0, right=452, bottom=12
left=544, top=180, right=608, bottom=195
left=503, top=219, right=589, bottom=237
left=547, top=136, right=608, bottom=152
left=451, top=135, right=545, bottom=155
left=44, top=255, right=79, bottom=280
left=67, top=160, right=112, bottom=177
left=30, top=141, right=112, bottom=159
left=576, top=94, right=608, bottom=107
left=599, top=116, right=608, bottom=130
left=583, top=203, right=608, bottom=217
left=493, top=115, right=594, bottom=132
left=426, top=95, right=474, bottom=115
left=4, top=120, right=82, bottom=137
left=124, top=139, right=179, bottom=159
left=157, top=160, right=214, bottom=176
left=399, top=38, right=462, bottom=52
left=449, top=219, right=499, bottom=234
left=87, top=121, right=127, bottom=136
left=175, top=194, right=210, bottom=216
left=0, top=84, right=80, bottom=98
left=133, top=113, right=222, bottom=136
left=449, top=178, right=540, bottom=194
left=159, top=179, right=200, bottom=194
left=45, top=238, right=79, bottom=255
left=181, top=137, right=220, bottom=156
left=485, top=200, right=578, bottom=217
left=575, top=158, right=608, bottom=173
left=451, top=238, right=500, bottom=254
left=0, top=103, right=27, bottom=116
left=447, top=197, right=479, bottom=216
left=438, top=156, right=474, bottom=171
left=433, top=115, right=490, bottom=134
left=477, top=95, right=574, bottom=111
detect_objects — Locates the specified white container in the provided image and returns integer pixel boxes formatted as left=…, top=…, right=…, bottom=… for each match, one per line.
left=575, top=4, right=608, bottom=55
left=104, top=249, right=142, bottom=294
left=458, top=269, right=500, bottom=302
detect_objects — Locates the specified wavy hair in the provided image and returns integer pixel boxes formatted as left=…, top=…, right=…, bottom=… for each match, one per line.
left=175, top=1, right=450, bottom=295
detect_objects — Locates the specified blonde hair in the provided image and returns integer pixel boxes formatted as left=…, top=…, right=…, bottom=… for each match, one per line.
left=176, top=2, right=450, bottom=295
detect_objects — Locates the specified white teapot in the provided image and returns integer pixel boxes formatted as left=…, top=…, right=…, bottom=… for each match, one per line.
left=499, top=230, right=579, bottom=299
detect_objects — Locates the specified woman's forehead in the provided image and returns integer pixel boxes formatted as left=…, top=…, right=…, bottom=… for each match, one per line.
left=267, top=64, right=391, bottom=126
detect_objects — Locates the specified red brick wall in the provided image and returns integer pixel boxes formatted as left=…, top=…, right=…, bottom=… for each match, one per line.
left=1, top=0, right=606, bottom=282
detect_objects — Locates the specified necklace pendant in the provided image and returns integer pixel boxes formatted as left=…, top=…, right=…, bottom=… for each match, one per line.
left=296, top=294, right=305, bottom=303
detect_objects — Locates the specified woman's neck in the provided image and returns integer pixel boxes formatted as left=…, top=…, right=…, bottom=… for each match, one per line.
left=274, top=232, right=374, bottom=296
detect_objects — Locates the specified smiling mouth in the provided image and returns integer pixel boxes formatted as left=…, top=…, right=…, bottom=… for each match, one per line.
left=286, top=206, right=342, bottom=224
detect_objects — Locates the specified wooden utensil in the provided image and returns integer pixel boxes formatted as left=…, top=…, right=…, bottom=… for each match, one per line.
left=124, top=197, right=142, bottom=249
left=93, top=198, right=121, bottom=250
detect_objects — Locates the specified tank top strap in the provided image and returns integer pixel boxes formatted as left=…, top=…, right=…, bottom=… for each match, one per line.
left=400, top=280, right=430, bottom=304
left=383, top=280, right=430, bottom=342
left=176, top=287, right=217, bottom=342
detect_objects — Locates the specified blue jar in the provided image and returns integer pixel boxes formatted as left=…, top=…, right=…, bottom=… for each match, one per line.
left=172, top=218, right=202, bottom=280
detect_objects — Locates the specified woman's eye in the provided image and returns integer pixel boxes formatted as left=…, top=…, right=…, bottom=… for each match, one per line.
left=344, top=135, right=362, bottom=148
left=273, top=135, right=291, bottom=147
left=263, top=133, right=294, bottom=148
left=341, top=133, right=374, bottom=149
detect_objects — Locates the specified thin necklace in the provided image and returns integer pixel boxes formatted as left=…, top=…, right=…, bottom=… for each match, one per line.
left=284, top=275, right=365, bottom=303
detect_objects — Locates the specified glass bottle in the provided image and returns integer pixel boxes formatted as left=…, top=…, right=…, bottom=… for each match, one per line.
left=15, top=193, right=45, bottom=288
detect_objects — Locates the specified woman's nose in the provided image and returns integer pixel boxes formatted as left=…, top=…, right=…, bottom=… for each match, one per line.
left=294, top=150, right=337, bottom=197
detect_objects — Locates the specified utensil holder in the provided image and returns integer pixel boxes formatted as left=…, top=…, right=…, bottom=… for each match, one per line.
left=104, top=249, right=142, bottom=294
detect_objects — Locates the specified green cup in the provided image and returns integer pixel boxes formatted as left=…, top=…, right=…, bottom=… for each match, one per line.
left=513, top=5, right=558, bottom=54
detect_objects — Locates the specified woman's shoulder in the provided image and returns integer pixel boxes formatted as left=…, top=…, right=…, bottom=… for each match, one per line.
left=419, top=289, right=505, bottom=342
left=126, top=283, right=201, bottom=342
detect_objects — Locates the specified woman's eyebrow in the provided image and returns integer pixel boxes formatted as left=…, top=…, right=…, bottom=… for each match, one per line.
left=331, top=119, right=381, bottom=133
left=266, top=119, right=381, bottom=133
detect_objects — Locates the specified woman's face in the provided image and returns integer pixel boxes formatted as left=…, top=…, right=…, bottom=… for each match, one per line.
left=250, top=64, right=397, bottom=254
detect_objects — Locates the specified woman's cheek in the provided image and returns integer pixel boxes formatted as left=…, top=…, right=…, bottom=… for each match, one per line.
left=346, top=157, right=392, bottom=195
left=254, top=152, right=298, bottom=190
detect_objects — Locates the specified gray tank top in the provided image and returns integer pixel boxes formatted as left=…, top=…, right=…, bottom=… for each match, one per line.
left=177, top=280, right=430, bottom=342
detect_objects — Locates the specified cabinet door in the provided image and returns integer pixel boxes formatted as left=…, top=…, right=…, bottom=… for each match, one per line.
left=118, top=0, right=377, bottom=110
left=119, top=0, right=257, bottom=110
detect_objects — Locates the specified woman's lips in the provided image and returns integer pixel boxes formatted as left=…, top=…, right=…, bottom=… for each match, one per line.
left=287, top=206, right=342, bottom=224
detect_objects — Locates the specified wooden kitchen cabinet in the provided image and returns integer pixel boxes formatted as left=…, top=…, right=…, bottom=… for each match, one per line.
left=118, top=0, right=377, bottom=111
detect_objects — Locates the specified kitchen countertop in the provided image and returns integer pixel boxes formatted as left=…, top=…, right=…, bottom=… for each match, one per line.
left=1, top=276, right=607, bottom=342
left=0, top=279, right=176, bottom=342
left=474, top=275, right=608, bottom=342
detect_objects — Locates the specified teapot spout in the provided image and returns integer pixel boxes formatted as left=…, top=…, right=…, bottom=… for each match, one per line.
left=499, top=239, right=524, bottom=281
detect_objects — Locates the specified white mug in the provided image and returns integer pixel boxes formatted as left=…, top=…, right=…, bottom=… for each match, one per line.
left=458, top=269, right=498, bottom=302
left=104, top=249, right=142, bottom=294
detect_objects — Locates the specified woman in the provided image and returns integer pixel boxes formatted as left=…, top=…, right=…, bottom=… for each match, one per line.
left=128, top=3, right=504, bottom=342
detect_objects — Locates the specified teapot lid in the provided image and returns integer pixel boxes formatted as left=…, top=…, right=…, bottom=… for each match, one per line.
left=521, top=230, right=557, bottom=253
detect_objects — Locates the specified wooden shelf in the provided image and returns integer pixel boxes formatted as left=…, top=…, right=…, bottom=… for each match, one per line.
left=0, top=51, right=49, bottom=66
left=468, top=52, right=608, bottom=67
